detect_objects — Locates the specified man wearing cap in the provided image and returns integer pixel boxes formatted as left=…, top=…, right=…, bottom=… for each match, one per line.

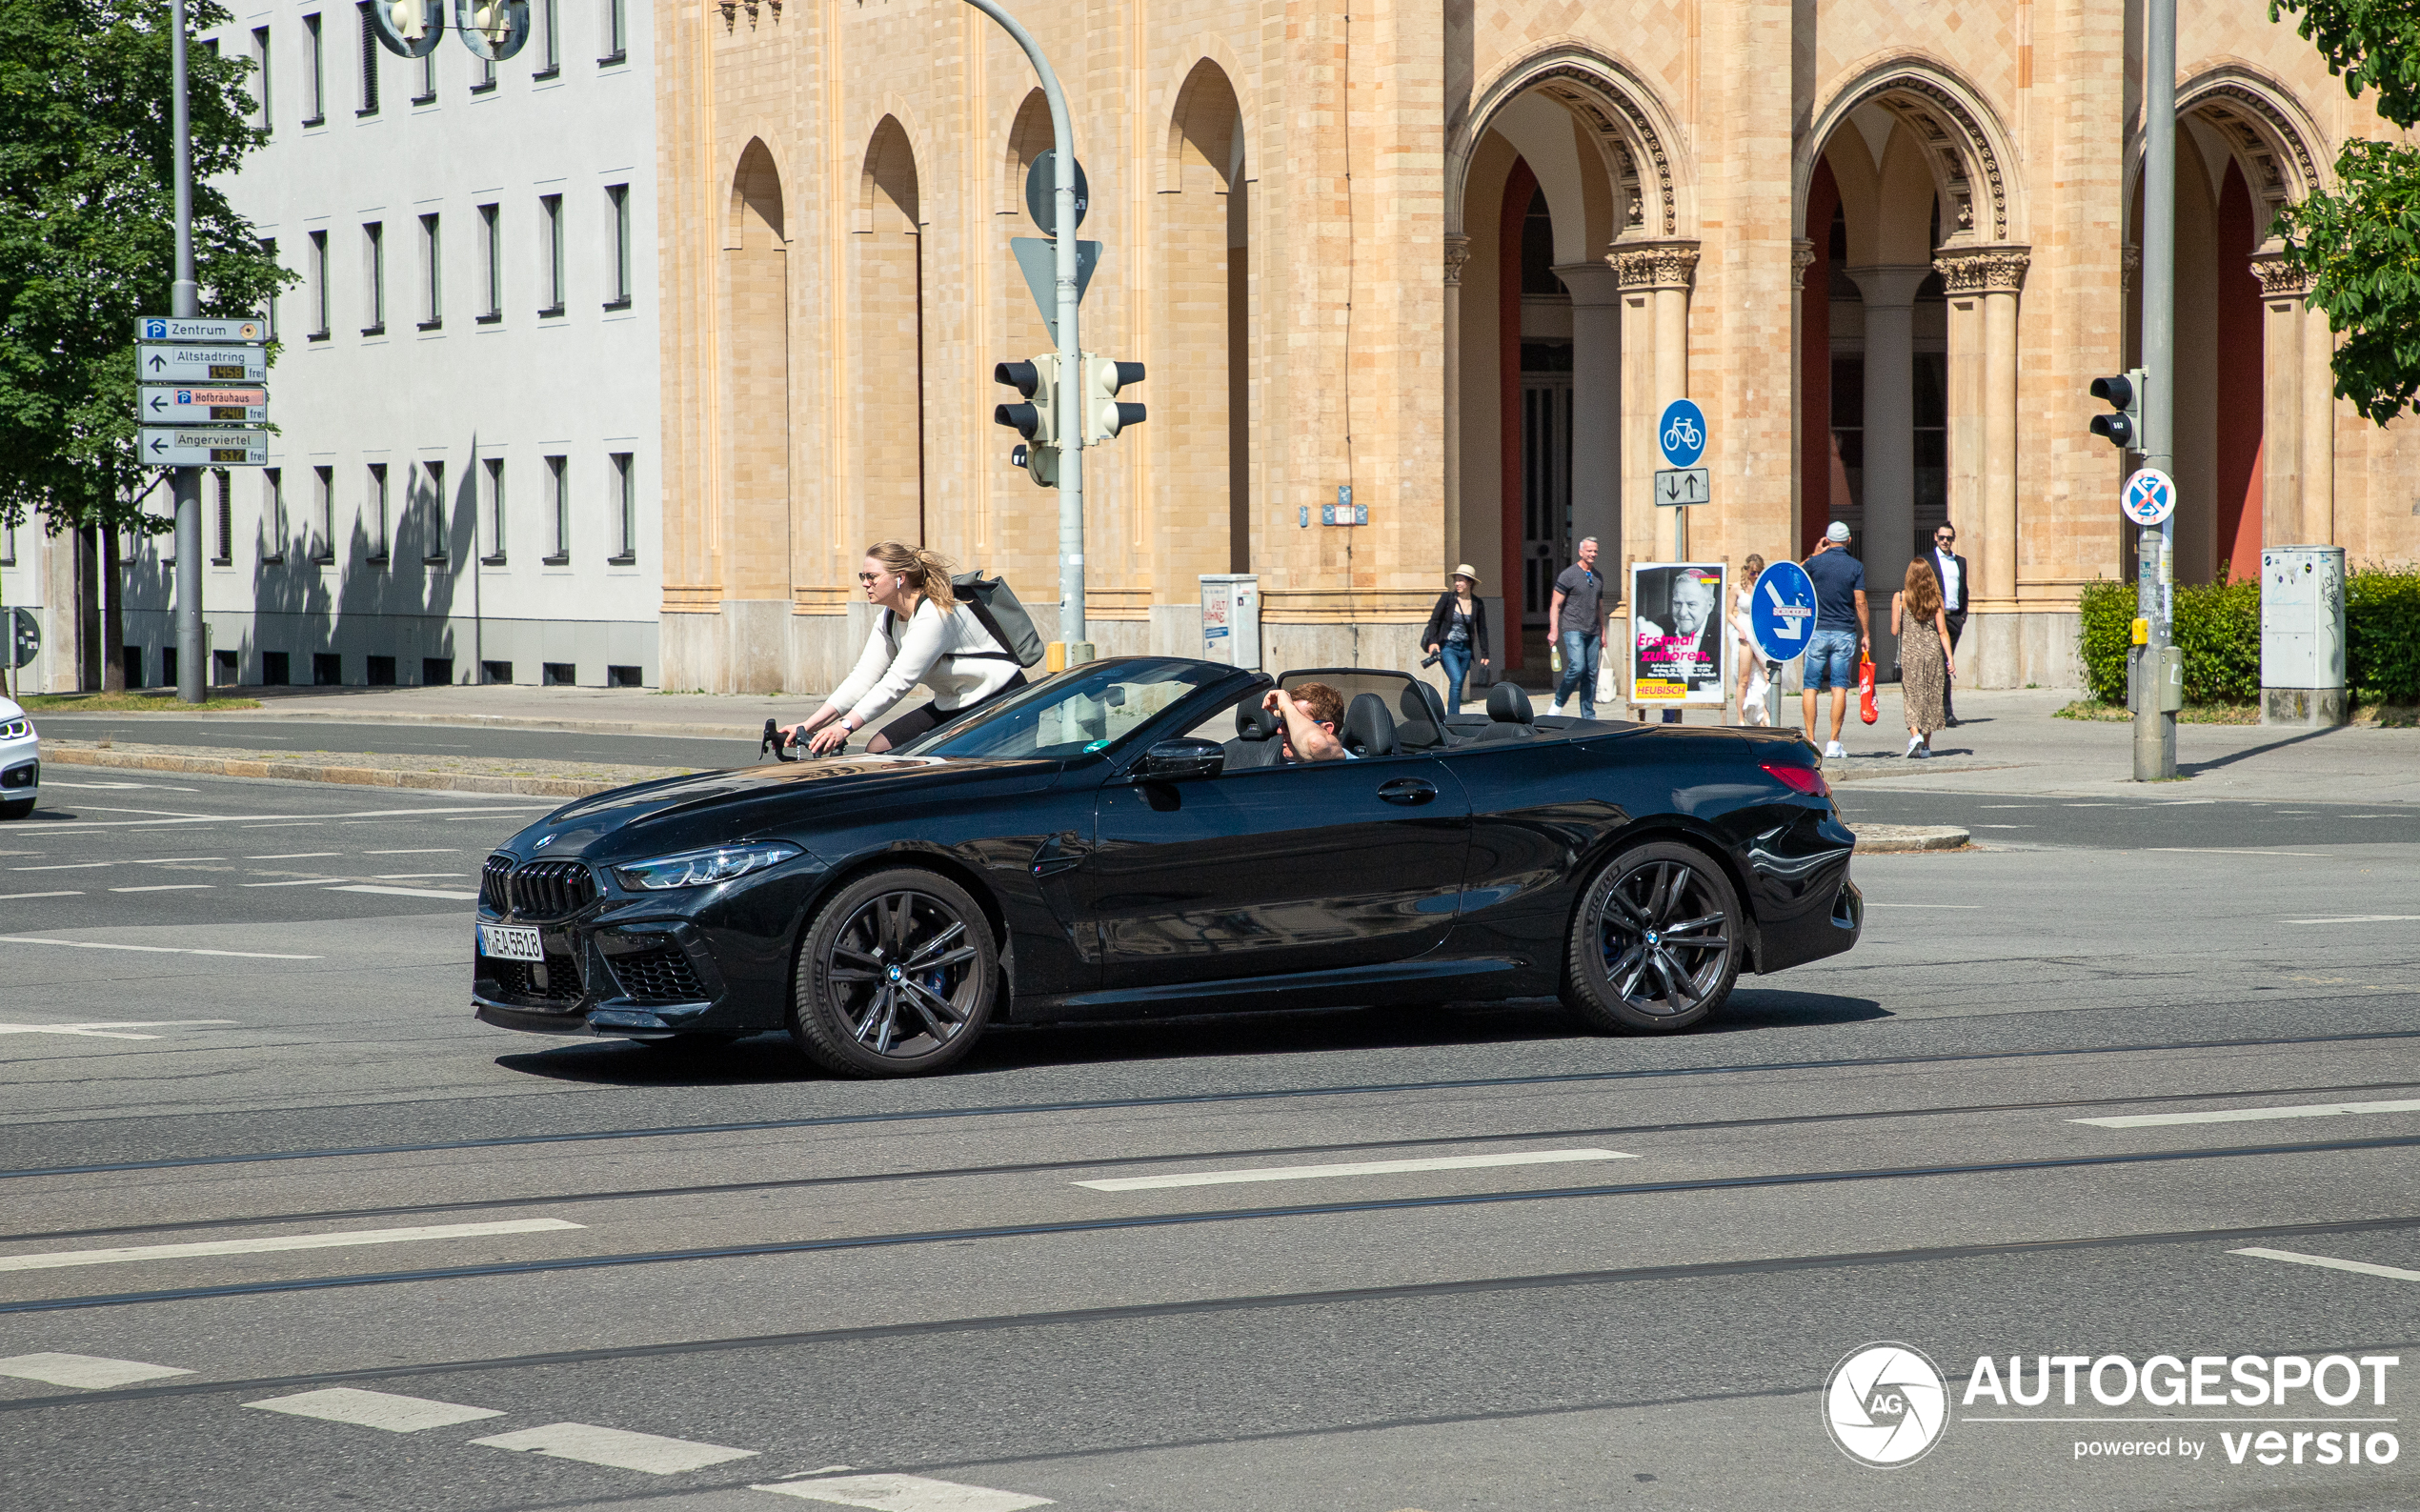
left=1421, top=565, right=1492, bottom=715
left=1801, top=522, right=1870, bottom=760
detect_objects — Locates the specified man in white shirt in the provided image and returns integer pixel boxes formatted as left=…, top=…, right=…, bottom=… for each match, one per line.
left=1928, top=523, right=1969, bottom=725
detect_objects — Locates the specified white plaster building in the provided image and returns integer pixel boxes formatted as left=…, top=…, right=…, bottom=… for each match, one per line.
left=111, top=0, right=661, bottom=691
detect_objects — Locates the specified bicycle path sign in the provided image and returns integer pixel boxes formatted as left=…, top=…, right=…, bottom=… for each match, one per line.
left=1659, top=399, right=1706, bottom=469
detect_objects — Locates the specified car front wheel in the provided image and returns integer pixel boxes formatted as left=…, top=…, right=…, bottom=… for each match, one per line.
left=1562, top=840, right=1742, bottom=1033
left=0, top=798, right=31, bottom=821
left=790, top=867, right=998, bottom=1078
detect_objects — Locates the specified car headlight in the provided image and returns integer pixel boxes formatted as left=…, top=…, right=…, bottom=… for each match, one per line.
left=0, top=719, right=30, bottom=741
left=613, top=840, right=802, bottom=892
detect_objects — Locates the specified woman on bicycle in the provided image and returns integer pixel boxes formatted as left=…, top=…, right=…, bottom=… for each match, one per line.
left=780, top=541, right=1025, bottom=755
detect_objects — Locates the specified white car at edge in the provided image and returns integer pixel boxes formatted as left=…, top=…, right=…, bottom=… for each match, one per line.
left=0, top=694, right=37, bottom=820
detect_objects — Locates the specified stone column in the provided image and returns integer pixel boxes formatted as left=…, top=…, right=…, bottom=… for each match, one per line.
left=1442, top=234, right=1469, bottom=570
left=1934, top=246, right=2028, bottom=686
left=2301, top=281, right=2336, bottom=546
left=1845, top=264, right=1932, bottom=674
left=1607, top=239, right=1699, bottom=594
left=1791, top=240, right=1816, bottom=549
left=2250, top=252, right=2308, bottom=547
left=1556, top=262, right=1623, bottom=577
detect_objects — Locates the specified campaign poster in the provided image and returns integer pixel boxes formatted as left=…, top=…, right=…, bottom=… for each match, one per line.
left=1629, top=561, right=1728, bottom=706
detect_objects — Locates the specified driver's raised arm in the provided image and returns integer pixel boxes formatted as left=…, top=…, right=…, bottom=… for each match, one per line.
left=1261, top=689, right=1344, bottom=762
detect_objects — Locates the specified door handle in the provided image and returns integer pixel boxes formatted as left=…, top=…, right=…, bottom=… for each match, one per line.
left=1377, top=777, right=1438, bottom=806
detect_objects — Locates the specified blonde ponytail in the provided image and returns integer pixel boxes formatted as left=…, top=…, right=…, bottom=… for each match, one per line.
left=866, top=540, right=957, bottom=613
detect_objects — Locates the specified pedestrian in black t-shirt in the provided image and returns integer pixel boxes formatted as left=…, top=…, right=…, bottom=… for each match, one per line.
left=1548, top=536, right=1606, bottom=720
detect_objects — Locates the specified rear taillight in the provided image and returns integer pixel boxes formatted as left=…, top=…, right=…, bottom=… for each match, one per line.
left=1761, top=761, right=1830, bottom=797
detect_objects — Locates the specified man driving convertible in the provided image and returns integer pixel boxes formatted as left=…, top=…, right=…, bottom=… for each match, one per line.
left=1261, top=681, right=1352, bottom=762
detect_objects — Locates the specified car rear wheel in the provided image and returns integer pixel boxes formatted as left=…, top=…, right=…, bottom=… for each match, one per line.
left=790, top=867, right=998, bottom=1078
left=1561, top=841, right=1742, bottom=1033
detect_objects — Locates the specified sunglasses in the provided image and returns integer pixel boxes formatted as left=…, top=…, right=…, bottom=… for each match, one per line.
left=857, top=572, right=889, bottom=584
left=1934, top=534, right=1956, bottom=543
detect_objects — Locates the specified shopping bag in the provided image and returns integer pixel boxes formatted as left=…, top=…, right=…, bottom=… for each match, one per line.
left=1858, top=656, right=1879, bottom=725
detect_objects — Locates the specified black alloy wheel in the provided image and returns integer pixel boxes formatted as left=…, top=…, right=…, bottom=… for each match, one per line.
left=1562, top=840, right=1743, bottom=1033
left=791, top=867, right=998, bottom=1077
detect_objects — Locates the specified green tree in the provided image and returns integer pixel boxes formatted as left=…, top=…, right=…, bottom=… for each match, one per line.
left=0, top=0, right=290, bottom=685
left=2271, top=1, right=2420, bottom=425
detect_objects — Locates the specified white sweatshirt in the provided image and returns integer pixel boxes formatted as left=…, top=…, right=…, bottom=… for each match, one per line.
left=828, top=598, right=1019, bottom=726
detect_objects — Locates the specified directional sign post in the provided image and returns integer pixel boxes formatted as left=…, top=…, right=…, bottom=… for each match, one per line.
left=137, top=316, right=266, bottom=344
left=1750, top=559, right=1819, bottom=729
left=1654, top=467, right=1709, bottom=508
left=140, top=427, right=269, bottom=466
left=1657, top=398, right=1707, bottom=557
left=139, top=344, right=268, bottom=384
left=141, top=386, right=269, bottom=425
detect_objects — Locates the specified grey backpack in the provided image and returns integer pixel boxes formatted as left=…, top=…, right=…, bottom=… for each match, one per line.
left=949, top=572, right=1045, bottom=668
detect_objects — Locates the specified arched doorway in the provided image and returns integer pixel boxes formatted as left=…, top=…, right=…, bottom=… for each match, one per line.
left=857, top=118, right=927, bottom=548
left=1163, top=62, right=1252, bottom=579
left=724, top=138, right=788, bottom=692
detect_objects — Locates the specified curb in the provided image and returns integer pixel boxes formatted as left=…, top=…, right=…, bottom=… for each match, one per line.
left=1851, top=824, right=1972, bottom=854
left=44, top=743, right=635, bottom=799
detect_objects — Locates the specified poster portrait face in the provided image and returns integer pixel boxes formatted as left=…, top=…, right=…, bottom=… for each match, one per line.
left=1668, top=573, right=1717, bottom=636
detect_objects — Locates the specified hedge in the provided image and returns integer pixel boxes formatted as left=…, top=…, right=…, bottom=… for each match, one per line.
left=2077, top=565, right=2420, bottom=707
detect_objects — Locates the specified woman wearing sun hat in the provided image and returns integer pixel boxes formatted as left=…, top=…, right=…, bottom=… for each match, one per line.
left=1420, top=564, right=1492, bottom=715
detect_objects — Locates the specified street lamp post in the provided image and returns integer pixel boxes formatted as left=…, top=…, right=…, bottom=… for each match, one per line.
left=2135, top=0, right=2179, bottom=779
left=170, top=0, right=204, bottom=703
left=960, top=1, right=1087, bottom=659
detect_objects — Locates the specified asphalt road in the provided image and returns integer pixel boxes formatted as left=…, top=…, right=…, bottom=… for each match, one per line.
left=2, top=770, right=2415, bottom=1511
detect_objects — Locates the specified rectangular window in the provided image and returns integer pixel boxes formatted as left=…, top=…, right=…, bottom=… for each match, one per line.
left=302, top=13, right=324, bottom=125
left=263, top=468, right=285, bottom=563
left=212, top=471, right=232, bottom=564
left=308, top=230, right=331, bottom=339
left=366, top=462, right=390, bottom=562
left=312, top=465, right=334, bottom=561
left=251, top=27, right=271, bottom=130
left=354, top=2, right=379, bottom=115
left=258, top=236, right=278, bottom=339
left=603, top=184, right=631, bottom=310
left=360, top=221, right=384, bottom=334
left=417, top=212, right=441, bottom=329
left=313, top=652, right=342, bottom=686
left=608, top=451, right=635, bottom=562
left=544, top=454, right=568, bottom=561
left=422, top=459, right=448, bottom=563
left=534, top=0, right=559, bottom=76
left=413, top=40, right=436, bottom=103
left=476, top=203, right=501, bottom=322
left=538, top=194, right=564, bottom=315
left=472, top=52, right=495, bottom=92
left=481, top=457, right=506, bottom=562
left=599, top=0, right=626, bottom=62
left=262, top=651, right=290, bottom=686
left=1, top=519, right=14, bottom=565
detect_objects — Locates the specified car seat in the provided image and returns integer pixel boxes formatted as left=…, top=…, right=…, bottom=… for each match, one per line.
left=1466, top=681, right=1538, bottom=742
left=1223, top=700, right=1286, bottom=769
left=1395, top=681, right=1448, bottom=749
left=1341, top=693, right=1401, bottom=757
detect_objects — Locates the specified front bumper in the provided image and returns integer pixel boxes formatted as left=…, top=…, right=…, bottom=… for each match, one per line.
left=1, top=750, right=36, bottom=806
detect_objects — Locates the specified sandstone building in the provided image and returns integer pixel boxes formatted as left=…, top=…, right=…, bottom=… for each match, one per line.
left=655, top=0, right=2418, bottom=693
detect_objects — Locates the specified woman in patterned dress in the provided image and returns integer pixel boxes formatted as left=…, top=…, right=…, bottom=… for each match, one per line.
left=1892, top=559, right=1953, bottom=757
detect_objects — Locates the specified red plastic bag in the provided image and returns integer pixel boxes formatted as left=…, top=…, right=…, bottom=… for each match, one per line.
left=1858, top=656, right=1879, bottom=724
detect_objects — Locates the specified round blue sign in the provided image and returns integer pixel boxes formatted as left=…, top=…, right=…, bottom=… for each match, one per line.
left=1658, top=399, right=1707, bottom=469
left=1748, top=560, right=1821, bottom=663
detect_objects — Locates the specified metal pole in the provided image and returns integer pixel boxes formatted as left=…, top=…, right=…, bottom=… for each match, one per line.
left=170, top=0, right=204, bottom=704
left=960, top=1, right=1088, bottom=660
left=2134, top=0, right=2177, bottom=778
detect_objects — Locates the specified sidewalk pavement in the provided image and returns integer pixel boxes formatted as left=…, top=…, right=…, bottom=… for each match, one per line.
left=38, top=682, right=812, bottom=738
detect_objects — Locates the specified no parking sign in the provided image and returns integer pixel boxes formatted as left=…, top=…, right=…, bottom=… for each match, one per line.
left=2122, top=468, right=2176, bottom=526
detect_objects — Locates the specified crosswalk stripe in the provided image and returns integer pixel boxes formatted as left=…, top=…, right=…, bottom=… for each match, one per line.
left=0, top=1352, right=192, bottom=1389
left=246, top=1386, right=505, bottom=1432
left=752, top=1473, right=1054, bottom=1511
left=473, top=1421, right=758, bottom=1475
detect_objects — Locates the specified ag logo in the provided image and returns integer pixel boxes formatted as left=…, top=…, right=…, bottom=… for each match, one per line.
left=1825, top=1342, right=1948, bottom=1467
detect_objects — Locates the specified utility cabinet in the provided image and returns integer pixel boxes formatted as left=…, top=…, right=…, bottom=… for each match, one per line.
left=2261, top=545, right=2347, bottom=727
left=1199, top=575, right=1260, bottom=669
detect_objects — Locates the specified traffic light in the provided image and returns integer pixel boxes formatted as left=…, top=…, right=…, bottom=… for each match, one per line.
left=994, top=354, right=1062, bottom=486
left=1081, top=357, right=1146, bottom=442
left=2089, top=369, right=2145, bottom=451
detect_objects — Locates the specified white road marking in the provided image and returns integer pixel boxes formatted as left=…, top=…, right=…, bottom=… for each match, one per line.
left=1075, top=1147, right=1636, bottom=1192
left=2071, top=1098, right=2420, bottom=1129
left=246, top=852, right=343, bottom=859
left=374, top=872, right=467, bottom=879
left=472, top=1421, right=758, bottom=1475
left=246, top=1387, right=505, bottom=1432
left=11, top=862, right=111, bottom=872
left=752, top=1473, right=1053, bottom=1511
left=0, top=891, right=83, bottom=900
left=332, top=883, right=478, bottom=900
left=0, top=937, right=315, bottom=958
left=1864, top=903, right=1981, bottom=909
left=365, top=848, right=457, bottom=855
left=0, top=1218, right=582, bottom=1273
left=47, top=804, right=547, bottom=830
left=110, top=884, right=214, bottom=893
left=2147, top=848, right=2321, bottom=857
left=242, top=877, right=343, bottom=887
left=129, top=857, right=224, bottom=864
left=0, top=1019, right=238, bottom=1040
left=2229, top=1247, right=2420, bottom=1284
left=2282, top=915, right=2420, bottom=925
left=42, top=781, right=198, bottom=792
left=0, top=1353, right=193, bottom=1389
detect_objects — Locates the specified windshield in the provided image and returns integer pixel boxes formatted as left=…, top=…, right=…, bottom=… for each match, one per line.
left=897, top=659, right=1234, bottom=760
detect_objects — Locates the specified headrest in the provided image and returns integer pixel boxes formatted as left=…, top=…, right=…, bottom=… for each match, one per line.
left=1402, top=680, right=1447, bottom=726
left=1341, top=693, right=1400, bottom=757
left=1236, top=701, right=1282, bottom=741
left=1486, top=681, right=1535, bottom=724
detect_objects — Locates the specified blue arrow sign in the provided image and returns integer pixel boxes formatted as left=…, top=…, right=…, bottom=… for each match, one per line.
left=2121, top=467, right=2176, bottom=526
left=1658, top=398, right=1706, bottom=469
left=1749, top=560, right=1820, bottom=663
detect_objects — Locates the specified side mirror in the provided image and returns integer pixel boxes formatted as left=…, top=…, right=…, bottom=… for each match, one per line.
left=1131, top=737, right=1224, bottom=783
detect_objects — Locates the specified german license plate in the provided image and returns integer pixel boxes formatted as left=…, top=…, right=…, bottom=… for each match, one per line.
left=479, top=923, right=543, bottom=962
